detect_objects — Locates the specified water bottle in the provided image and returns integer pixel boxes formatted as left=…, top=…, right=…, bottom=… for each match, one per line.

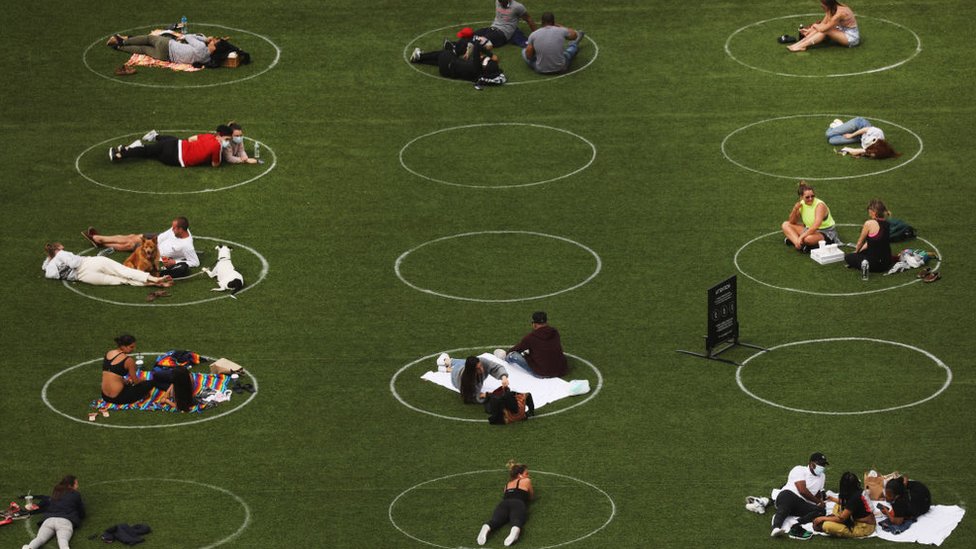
left=253, top=141, right=262, bottom=164
left=860, top=259, right=869, bottom=281
left=135, top=354, right=145, bottom=368
left=181, top=16, right=188, bottom=34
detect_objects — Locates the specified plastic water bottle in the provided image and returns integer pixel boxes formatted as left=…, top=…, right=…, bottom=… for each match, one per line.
left=861, top=260, right=869, bottom=281
left=135, top=354, right=145, bottom=367
left=181, top=16, right=188, bottom=33
left=253, top=141, right=262, bottom=164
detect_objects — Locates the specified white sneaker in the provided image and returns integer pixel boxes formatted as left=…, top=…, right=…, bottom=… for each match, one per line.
left=829, top=118, right=844, bottom=129
left=477, top=524, right=490, bottom=545
left=771, top=527, right=787, bottom=537
left=504, top=526, right=521, bottom=546
left=410, top=47, right=421, bottom=62
left=142, top=129, right=158, bottom=142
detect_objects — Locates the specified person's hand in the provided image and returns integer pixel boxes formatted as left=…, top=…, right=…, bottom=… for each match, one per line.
left=479, top=392, right=486, bottom=400
left=501, top=376, right=510, bottom=388
left=161, top=257, right=175, bottom=267
left=843, top=133, right=854, bottom=139
left=246, top=158, right=258, bottom=164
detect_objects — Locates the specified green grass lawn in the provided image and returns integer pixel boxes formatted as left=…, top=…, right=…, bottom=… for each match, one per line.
left=1, top=1, right=973, bottom=547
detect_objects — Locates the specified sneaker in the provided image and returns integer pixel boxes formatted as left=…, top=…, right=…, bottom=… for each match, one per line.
left=108, top=146, right=116, bottom=162
left=771, top=527, right=787, bottom=538
left=784, top=237, right=793, bottom=246
left=410, top=47, right=421, bottom=62
left=477, top=524, right=490, bottom=545
left=829, top=118, right=844, bottom=129
left=788, top=525, right=812, bottom=540
left=142, top=129, right=158, bottom=142
left=574, top=30, right=585, bottom=45
left=97, top=247, right=114, bottom=256
left=443, top=39, right=454, bottom=51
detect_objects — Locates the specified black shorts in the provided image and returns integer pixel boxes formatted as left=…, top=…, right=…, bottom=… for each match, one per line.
left=475, top=27, right=508, bottom=48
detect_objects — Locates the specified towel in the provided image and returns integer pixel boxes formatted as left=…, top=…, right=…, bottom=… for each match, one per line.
left=420, top=352, right=589, bottom=410
left=124, top=53, right=202, bottom=72
left=771, top=489, right=965, bottom=545
left=90, top=371, right=232, bottom=413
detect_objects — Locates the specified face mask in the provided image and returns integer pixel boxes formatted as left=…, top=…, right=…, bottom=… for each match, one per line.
left=813, top=465, right=825, bottom=476
left=232, top=136, right=243, bottom=144
left=221, top=139, right=231, bottom=149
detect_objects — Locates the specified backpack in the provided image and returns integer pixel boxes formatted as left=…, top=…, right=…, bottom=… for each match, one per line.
left=887, top=218, right=916, bottom=242
left=486, top=390, right=535, bottom=425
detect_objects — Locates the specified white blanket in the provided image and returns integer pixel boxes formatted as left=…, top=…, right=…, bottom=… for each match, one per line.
left=420, top=352, right=589, bottom=410
left=771, top=489, right=965, bottom=545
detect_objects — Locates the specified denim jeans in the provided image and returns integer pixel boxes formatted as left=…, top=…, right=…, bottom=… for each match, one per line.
left=521, top=41, right=581, bottom=74
left=825, top=117, right=872, bottom=145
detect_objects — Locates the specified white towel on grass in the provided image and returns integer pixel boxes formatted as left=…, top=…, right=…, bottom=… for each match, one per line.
left=420, top=352, right=589, bottom=410
left=771, top=488, right=965, bottom=545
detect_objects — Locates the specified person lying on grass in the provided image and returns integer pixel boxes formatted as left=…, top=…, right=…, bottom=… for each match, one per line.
left=826, top=117, right=900, bottom=159
left=43, top=243, right=173, bottom=287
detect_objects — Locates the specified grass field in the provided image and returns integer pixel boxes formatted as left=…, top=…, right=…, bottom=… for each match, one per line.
left=1, top=1, right=973, bottom=547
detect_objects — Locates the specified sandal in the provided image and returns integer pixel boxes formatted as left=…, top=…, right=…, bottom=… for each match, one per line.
left=80, top=228, right=99, bottom=248
left=922, top=271, right=941, bottom=283
left=114, top=65, right=137, bottom=76
left=916, top=268, right=932, bottom=279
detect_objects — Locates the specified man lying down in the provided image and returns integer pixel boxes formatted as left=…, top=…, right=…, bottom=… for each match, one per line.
left=421, top=349, right=590, bottom=409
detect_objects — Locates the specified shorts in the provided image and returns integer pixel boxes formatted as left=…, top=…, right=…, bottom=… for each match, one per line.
left=818, top=225, right=840, bottom=244
left=836, top=25, right=860, bottom=47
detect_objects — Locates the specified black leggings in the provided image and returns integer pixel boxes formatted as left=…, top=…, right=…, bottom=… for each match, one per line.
left=487, top=498, right=527, bottom=530
left=102, top=382, right=153, bottom=404
left=121, top=135, right=181, bottom=166
left=773, top=490, right=825, bottom=528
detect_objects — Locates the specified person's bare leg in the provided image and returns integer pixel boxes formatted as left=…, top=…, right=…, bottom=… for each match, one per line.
left=92, top=233, right=142, bottom=251
left=782, top=222, right=805, bottom=246
left=788, top=30, right=825, bottom=51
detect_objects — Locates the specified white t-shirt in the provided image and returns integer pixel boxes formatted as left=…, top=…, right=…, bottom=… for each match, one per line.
left=781, top=465, right=825, bottom=502
left=157, top=228, right=200, bottom=267
left=861, top=127, right=885, bottom=148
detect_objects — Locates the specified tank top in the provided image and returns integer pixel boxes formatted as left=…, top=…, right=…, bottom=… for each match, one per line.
left=801, top=198, right=835, bottom=229
left=102, top=353, right=128, bottom=377
left=865, top=219, right=892, bottom=268
left=503, top=478, right=531, bottom=503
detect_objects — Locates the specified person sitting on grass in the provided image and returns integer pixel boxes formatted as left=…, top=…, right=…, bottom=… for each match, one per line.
left=42, top=243, right=173, bottom=287
left=101, top=334, right=168, bottom=405
left=475, top=0, right=537, bottom=48
left=476, top=460, right=535, bottom=547
left=505, top=311, right=568, bottom=377
left=108, top=126, right=232, bottom=167
left=881, top=476, right=932, bottom=526
left=441, top=354, right=510, bottom=405
left=827, top=117, right=901, bottom=159
left=788, top=0, right=859, bottom=52
left=770, top=452, right=829, bottom=538
left=844, top=199, right=893, bottom=274
left=83, top=217, right=200, bottom=279
left=812, top=471, right=877, bottom=538
left=781, top=182, right=840, bottom=253
left=522, top=12, right=584, bottom=74
left=21, top=475, right=85, bottom=549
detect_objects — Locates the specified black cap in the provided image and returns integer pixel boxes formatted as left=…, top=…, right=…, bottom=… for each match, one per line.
left=531, top=311, right=547, bottom=324
left=810, top=452, right=829, bottom=466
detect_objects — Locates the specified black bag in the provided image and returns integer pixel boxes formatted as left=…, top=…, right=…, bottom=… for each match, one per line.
left=888, top=218, right=916, bottom=242
left=486, top=389, right=534, bottom=425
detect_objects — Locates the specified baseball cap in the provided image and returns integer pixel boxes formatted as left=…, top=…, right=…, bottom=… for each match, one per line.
left=531, top=311, right=548, bottom=324
left=456, top=27, right=474, bottom=39
left=809, top=452, right=829, bottom=466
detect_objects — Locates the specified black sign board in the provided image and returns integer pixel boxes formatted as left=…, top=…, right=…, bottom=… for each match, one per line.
left=707, top=275, right=738, bottom=351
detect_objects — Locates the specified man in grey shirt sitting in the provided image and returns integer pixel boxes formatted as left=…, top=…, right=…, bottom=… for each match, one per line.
left=522, top=12, right=584, bottom=74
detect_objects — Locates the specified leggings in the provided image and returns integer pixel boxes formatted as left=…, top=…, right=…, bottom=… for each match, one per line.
left=487, top=498, right=527, bottom=530
left=102, top=381, right=154, bottom=404
left=118, top=34, right=172, bottom=61
left=26, top=516, right=74, bottom=549
left=773, top=490, right=825, bottom=528
left=76, top=256, right=150, bottom=286
left=121, top=135, right=182, bottom=166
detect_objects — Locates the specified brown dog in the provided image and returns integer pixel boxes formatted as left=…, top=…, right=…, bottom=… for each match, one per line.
left=123, top=237, right=160, bottom=276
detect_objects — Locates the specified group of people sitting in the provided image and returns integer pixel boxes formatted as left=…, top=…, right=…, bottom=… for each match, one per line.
left=108, top=121, right=258, bottom=168
left=768, top=453, right=931, bottom=540
left=409, top=0, right=585, bottom=87
left=100, top=334, right=194, bottom=410
left=781, top=181, right=896, bottom=275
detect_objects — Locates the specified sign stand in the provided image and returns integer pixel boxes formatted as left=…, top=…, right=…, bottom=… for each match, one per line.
left=676, top=275, right=766, bottom=365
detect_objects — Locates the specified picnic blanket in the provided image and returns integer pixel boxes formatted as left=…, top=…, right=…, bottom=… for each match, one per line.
left=772, top=489, right=965, bottom=545
left=90, top=371, right=232, bottom=413
left=420, top=352, right=589, bottom=410
left=125, top=53, right=202, bottom=72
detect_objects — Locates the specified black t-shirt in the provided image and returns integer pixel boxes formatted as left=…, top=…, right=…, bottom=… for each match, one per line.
left=44, top=490, right=86, bottom=528
left=842, top=493, right=873, bottom=521
left=891, top=481, right=931, bottom=518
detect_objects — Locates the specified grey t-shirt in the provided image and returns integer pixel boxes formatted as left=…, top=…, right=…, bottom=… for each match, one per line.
left=492, top=0, right=527, bottom=39
left=449, top=358, right=508, bottom=403
left=527, top=26, right=571, bottom=73
left=168, top=33, right=211, bottom=65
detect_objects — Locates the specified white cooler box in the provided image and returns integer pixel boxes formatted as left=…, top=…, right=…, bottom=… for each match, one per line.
left=811, top=243, right=845, bottom=265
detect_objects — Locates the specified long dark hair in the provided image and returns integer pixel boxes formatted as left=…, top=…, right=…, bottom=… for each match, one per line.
left=459, top=356, right=481, bottom=404
left=838, top=472, right=861, bottom=529
left=51, top=475, right=77, bottom=501
left=886, top=476, right=908, bottom=499
left=866, top=139, right=900, bottom=159
left=822, top=0, right=845, bottom=16
left=114, top=334, right=136, bottom=347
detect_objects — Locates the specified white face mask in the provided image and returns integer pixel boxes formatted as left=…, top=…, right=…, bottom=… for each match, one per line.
left=232, top=136, right=243, bottom=144
left=813, top=465, right=825, bottom=476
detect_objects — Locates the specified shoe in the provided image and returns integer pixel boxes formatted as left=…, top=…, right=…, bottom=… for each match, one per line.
left=443, top=39, right=454, bottom=51
left=829, top=118, right=844, bottom=129
left=922, top=271, right=941, bottom=283
left=97, top=247, right=114, bottom=256
left=81, top=228, right=99, bottom=248
left=788, top=525, right=813, bottom=540
left=784, top=237, right=793, bottom=246
left=106, top=34, right=123, bottom=47
left=142, top=129, right=158, bottom=142
left=771, top=527, right=786, bottom=538
left=477, top=524, right=490, bottom=545
left=503, top=526, right=520, bottom=546
left=410, top=47, right=421, bottom=62
left=799, top=244, right=812, bottom=254
left=109, top=146, right=116, bottom=162
left=574, top=30, right=585, bottom=45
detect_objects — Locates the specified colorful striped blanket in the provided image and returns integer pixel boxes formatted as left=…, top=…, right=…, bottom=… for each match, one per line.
left=91, top=371, right=232, bottom=413
left=124, top=53, right=202, bottom=72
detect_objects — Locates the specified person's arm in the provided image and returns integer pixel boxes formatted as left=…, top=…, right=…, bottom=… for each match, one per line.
left=124, top=356, right=139, bottom=385
left=223, top=145, right=243, bottom=164
left=788, top=201, right=803, bottom=225
left=75, top=492, right=86, bottom=520
left=523, top=477, right=535, bottom=500
left=843, top=127, right=870, bottom=140
left=795, top=203, right=826, bottom=248
left=565, top=28, right=578, bottom=41
left=854, top=221, right=873, bottom=252
left=508, top=334, right=531, bottom=354
left=794, top=480, right=822, bottom=505
left=524, top=43, right=535, bottom=59
left=522, top=11, right=537, bottom=32
left=181, top=238, right=200, bottom=268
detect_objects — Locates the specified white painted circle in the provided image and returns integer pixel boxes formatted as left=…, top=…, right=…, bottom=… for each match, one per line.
left=736, top=338, right=952, bottom=415
left=725, top=14, right=922, bottom=78
left=83, top=23, right=282, bottom=88
left=734, top=224, right=941, bottom=296
left=399, top=123, right=597, bottom=189
left=721, top=114, right=923, bottom=180
left=61, top=236, right=269, bottom=307
left=390, top=347, right=603, bottom=422
left=389, top=469, right=615, bottom=548
left=41, top=351, right=259, bottom=428
left=402, top=21, right=600, bottom=85
left=395, top=231, right=602, bottom=302
left=76, top=131, right=277, bottom=194
left=25, top=477, right=251, bottom=548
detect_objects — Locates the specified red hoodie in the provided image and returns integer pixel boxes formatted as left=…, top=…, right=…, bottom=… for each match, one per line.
left=509, top=325, right=568, bottom=377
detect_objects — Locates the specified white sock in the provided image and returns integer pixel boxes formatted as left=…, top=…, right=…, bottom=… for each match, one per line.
left=477, top=524, right=490, bottom=545
left=504, top=526, right=521, bottom=546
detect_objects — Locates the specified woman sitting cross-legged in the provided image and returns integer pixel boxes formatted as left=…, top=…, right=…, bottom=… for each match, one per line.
left=812, top=471, right=877, bottom=538
left=844, top=199, right=893, bottom=274
left=781, top=182, right=840, bottom=253
left=789, top=0, right=860, bottom=51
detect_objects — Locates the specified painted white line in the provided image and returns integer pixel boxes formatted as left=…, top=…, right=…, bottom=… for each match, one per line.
left=734, top=224, right=941, bottom=296
left=725, top=14, right=922, bottom=78
left=389, top=469, right=615, bottom=548
left=76, top=131, right=277, bottom=194
left=721, top=114, right=923, bottom=180
left=61, top=236, right=269, bottom=307
left=41, top=351, right=259, bottom=429
left=390, top=347, right=603, bottom=422
left=399, top=123, right=596, bottom=189
left=84, top=23, right=281, bottom=88
left=736, top=338, right=952, bottom=415
left=395, top=231, right=602, bottom=302
left=402, top=21, right=599, bottom=85
left=25, top=477, right=251, bottom=547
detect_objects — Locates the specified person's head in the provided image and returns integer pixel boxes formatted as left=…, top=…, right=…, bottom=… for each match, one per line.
left=52, top=475, right=78, bottom=501
left=227, top=121, right=245, bottom=144
left=216, top=124, right=233, bottom=149
left=45, top=242, right=64, bottom=258
left=866, top=199, right=889, bottom=220
left=456, top=27, right=474, bottom=40
left=884, top=476, right=909, bottom=502
left=171, top=216, right=190, bottom=237
left=865, top=139, right=900, bottom=159
left=114, top=333, right=137, bottom=351
left=507, top=459, right=528, bottom=479
left=796, top=181, right=817, bottom=205
left=838, top=471, right=861, bottom=500
left=531, top=311, right=548, bottom=328
left=808, top=452, right=829, bottom=476
left=499, top=0, right=512, bottom=8
left=541, top=12, right=556, bottom=26
left=821, top=0, right=843, bottom=16
left=459, top=356, right=483, bottom=404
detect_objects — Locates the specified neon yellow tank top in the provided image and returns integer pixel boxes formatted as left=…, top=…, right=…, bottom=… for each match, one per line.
left=801, top=198, right=835, bottom=229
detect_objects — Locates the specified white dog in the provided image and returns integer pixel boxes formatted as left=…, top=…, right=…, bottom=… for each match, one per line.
left=201, top=245, right=244, bottom=296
